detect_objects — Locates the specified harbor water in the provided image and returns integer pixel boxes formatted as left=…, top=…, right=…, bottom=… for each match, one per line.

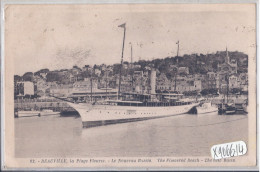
left=15, top=113, right=248, bottom=157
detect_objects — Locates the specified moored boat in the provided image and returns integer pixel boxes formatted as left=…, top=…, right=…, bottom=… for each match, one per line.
left=40, top=109, right=60, bottom=116
left=243, top=106, right=248, bottom=113
left=15, top=109, right=60, bottom=118
left=242, top=99, right=248, bottom=113
left=218, top=103, right=237, bottom=115
left=196, top=102, right=218, bottom=114
left=17, top=110, right=41, bottom=118
left=69, top=98, right=199, bottom=128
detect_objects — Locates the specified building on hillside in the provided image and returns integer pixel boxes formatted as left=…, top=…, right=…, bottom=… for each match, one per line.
left=46, top=81, right=58, bottom=88
left=133, top=64, right=141, bottom=69
left=121, top=75, right=133, bottom=92
left=73, top=79, right=98, bottom=92
left=107, top=66, right=113, bottom=73
left=217, top=48, right=237, bottom=74
left=49, top=84, right=73, bottom=97
left=238, top=73, right=248, bottom=87
left=217, top=48, right=238, bottom=93
left=100, top=64, right=107, bottom=71
left=206, top=72, right=219, bottom=89
left=71, top=66, right=82, bottom=75
left=178, top=67, right=189, bottom=75
left=133, top=71, right=144, bottom=93
left=82, top=65, right=92, bottom=71
left=156, top=73, right=171, bottom=91
left=229, top=74, right=239, bottom=89
left=123, top=63, right=129, bottom=69
left=36, top=79, right=48, bottom=92
left=173, top=80, right=202, bottom=93
left=15, top=81, right=35, bottom=98
left=69, top=74, right=77, bottom=83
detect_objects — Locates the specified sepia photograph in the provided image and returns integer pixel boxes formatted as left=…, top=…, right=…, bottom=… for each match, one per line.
left=2, top=2, right=257, bottom=170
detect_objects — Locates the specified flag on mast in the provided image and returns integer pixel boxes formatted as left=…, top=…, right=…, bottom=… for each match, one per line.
left=118, top=23, right=126, bottom=28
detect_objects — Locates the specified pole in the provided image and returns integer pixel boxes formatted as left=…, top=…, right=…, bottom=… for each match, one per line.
left=141, top=72, right=143, bottom=94
left=174, top=41, right=179, bottom=91
left=131, top=43, right=133, bottom=70
left=177, top=40, right=179, bottom=57
left=131, top=43, right=134, bottom=92
left=90, top=69, right=93, bottom=102
left=226, top=75, right=229, bottom=104
left=105, top=67, right=108, bottom=99
left=118, top=25, right=126, bottom=99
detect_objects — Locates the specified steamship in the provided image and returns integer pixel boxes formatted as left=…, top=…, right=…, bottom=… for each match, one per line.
left=68, top=97, right=199, bottom=128
left=68, top=23, right=199, bottom=128
left=68, top=70, right=199, bottom=128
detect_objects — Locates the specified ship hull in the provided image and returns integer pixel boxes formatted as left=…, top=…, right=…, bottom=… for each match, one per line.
left=196, top=106, right=218, bottom=114
left=40, top=111, right=60, bottom=116
left=243, top=106, right=248, bottom=113
left=17, top=111, right=41, bottom=118
left=68, top=102, right=199, bottom=128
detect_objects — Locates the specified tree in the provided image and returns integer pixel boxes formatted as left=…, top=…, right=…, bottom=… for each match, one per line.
left=113, top=64, right=121, bottom=75
left=46, top=72, right=60, bottom=82
left=34, top=68, right=49, bottom=76
left=73, top=65, right=80, bottom=69
left=14, top=75, right=22, bottom=82
left=22, top=72, right=33, bottom=82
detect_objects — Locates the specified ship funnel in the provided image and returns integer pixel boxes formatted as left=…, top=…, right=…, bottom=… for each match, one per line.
left=150, top=69, right=156, bottom=94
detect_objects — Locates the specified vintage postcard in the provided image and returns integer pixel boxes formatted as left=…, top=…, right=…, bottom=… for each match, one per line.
left=1, top=2, right=257, bottom=170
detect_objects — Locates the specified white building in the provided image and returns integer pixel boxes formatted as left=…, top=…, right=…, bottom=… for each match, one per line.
left=16, top=81, right=34, bottom=96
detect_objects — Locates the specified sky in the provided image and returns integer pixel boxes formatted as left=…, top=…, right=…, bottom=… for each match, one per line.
left=4, top=4, right=256, bottom=75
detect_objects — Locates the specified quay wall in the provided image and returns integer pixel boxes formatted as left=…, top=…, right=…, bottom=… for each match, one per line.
left=14, top=98, right=75, bottom=112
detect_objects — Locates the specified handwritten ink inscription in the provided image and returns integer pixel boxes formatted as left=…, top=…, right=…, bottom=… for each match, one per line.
left=211, top=141, right=247, bottom=159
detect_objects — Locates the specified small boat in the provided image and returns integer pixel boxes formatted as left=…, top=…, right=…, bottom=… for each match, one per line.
left=225, top=106, right=236, bottom=114
left=243, top=106, right=248, bottom=113
left=16, top=109, right=60, bottom=118
left=17, top=110, right=41, bottom=118
left=218, top=103, right=236, bottom=115
left=242, top=100, right=248, bottom=113
left=196, top=102, right=218, bottom=114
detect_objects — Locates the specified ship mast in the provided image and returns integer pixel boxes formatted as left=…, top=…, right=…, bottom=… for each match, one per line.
left=130, top=43, right=133, bottom=69
left=130, top=43, right=134, bottom=92
left=105, top=66, right=108, bottom=99
left=90, top=68, right=93, bottom=102
left=118, top=23, right=126, bottom=100
left=226, top=75, right=229, bottom=104
left=176, top=40, right=179, bottom=57
left=174, top=40, right=179, bottom=92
